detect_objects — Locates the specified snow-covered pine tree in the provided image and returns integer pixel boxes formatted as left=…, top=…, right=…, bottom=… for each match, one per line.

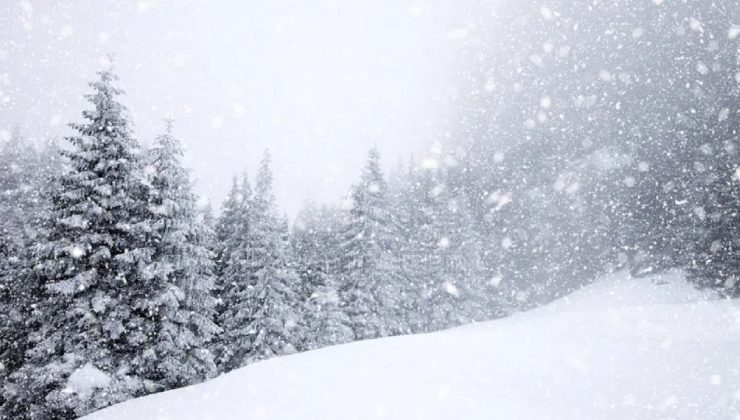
left=199, top=201, right=220, bottom=316
left=3, top=67, right=155, bottom=419
left=0, top=130, right=58, bottom=418
left=686, top=117, right=740, bottom=298
left=385, top=159, right=424, bottom=333
left=135, top=122, right=220, bottom=389
left=214, top=176, right=244, bottom=280
left=687, top=174, right=740, bottom=297
left=214, top=172, right=254, bottom=370
left=339, top=147, right=405, bottom=339
left=200, top=202, right=217, bottom=256
left=195, top=200, right=220, bottom=322
left=304, top=274, right=354, bottom=349
left=291, top=202, right=354, bottom=349
left=396, top=165, right=459, bottom=333
left=292, top=201, right=335, bottom=306
left=0, top=129, right=33, bottom=377
left=240, top=151, right=302, bottom=363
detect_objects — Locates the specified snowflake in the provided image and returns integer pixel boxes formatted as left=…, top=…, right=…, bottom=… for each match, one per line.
left=442, top=282, right=459, bottom=297
left=437, top=237, right=450, bottom=249
left=70, top=246, right=85, bottom=259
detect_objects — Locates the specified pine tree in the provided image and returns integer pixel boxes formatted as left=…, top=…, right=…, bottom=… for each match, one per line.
left=4, top=67, right=154, bottom=418
left=686, top=119, right=740, bottom=297
left=0, top=130, right=58, bottom=417
left=134, top=122, right=220, bottom=389
left=240, top=151, right=302, bottom=363
left=398, top=166, right=459, bottom=332
left=214, top=177, right=244, bottom=280
left=292, top=202, right=353, bottom=349
left=0, top=129, right=32, bottom=380
left=688, top=174, right=740, bottom=297
left=339, top=148, right=405, bottom=339
left=292, top=201, right=335, bottom=304
left=214, top=173, right=254, bottom=370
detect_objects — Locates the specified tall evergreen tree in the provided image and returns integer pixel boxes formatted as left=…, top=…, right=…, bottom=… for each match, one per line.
left=0, top=130, right=59, bottom=417
left=214, top=176, right=244, bottom=281
left=398, top=166, right=460, bottom=333
left=217, top=153, right=302, bottom=369
left=4, top=67, right=153, bottom=418
left=339, top=148, right=405, bottom=339
left=135, top=122, right=220, bottom=389
left=240, top=151, right=302, bottom=363
left=686, top=116, right=740, bottom=297
left=292, top=202, right=353, bottom=349
left=214, top=173, right=254, bottom=370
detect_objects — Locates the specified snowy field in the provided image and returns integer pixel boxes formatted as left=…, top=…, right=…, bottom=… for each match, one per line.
left=84, top=271, right=740, bottom=420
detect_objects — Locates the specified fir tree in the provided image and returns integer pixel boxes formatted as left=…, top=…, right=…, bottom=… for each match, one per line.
left=292, top=202, right=353, bottom=349
left=397, top=166, right=458, bottom=332
left=134, top=122, right=220, bottom=389
left=240, top=151, right=302, bottom=363
left=214, top=176, right=244, bottom=280
left=4, top=67, right=153, bottom=418
left=686, top=119, right=740, bottom=297
left=339, top=148, right=405, bottom=339
left=214, top=172, right=254, bottom=370
left=0, top=130, right=58, bottom=417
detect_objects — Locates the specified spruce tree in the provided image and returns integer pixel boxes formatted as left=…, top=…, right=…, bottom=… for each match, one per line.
left=398, top=166, right=460, bottom=332
left=214, top=176, right=244, bottom=280
left=215, top=173, right=254, bottom=370
left=241, top=151, right=302, bottom=363
left=0, top=129, right=32, bottom=380
left=135, top=122, right=219, bottom=389
left=339, top=148, right=405, bottom=339
left=292, top=202, right=353, bottom=349
left=4, top=67, right=153, bottom=418
left=686, top=119, right=740, bottom=297
left=0, top=130, right=58, bottom=417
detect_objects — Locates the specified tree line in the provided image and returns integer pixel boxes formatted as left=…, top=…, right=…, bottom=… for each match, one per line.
left=0, top=68, right=506, bottom=419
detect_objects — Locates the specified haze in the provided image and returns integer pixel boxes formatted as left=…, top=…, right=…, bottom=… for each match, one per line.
left=0, top=0, right=466, bottom=214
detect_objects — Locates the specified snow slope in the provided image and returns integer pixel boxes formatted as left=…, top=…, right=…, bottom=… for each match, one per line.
left=84, top=271, right=740, bottom=420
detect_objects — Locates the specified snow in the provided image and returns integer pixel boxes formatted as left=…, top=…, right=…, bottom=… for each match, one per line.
left=83, top=271, right=739, bottom=420
left=65, top=364, right=111, bottom=400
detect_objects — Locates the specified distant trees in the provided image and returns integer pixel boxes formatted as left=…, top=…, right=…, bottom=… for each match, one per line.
left=686, top=118, right=740, bottom=297
left=441, top=0, right=740, bottom=300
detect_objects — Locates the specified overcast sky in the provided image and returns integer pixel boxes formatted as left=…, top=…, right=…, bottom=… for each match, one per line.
left=0, top=0, right=471, bottom=216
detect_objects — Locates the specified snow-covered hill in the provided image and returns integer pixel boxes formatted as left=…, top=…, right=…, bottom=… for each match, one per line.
left=84, top=272, right=740, bottom=420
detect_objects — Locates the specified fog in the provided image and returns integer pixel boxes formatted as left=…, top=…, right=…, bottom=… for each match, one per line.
left=0, top=0, right=467, bottom=215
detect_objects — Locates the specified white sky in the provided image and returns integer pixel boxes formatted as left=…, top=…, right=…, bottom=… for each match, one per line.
left=0, top=0, right=470, bottom=216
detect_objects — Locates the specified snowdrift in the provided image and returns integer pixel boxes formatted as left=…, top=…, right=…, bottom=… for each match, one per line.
left=84, top=271, right=740, bottom=420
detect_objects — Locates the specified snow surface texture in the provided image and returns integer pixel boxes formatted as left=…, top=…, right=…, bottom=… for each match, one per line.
left=84, top=272, right=740, bottom=420
left=65, top=364, right=111, bottom=401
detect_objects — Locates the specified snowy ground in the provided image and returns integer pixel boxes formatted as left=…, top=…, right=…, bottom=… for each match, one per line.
left=84, top=271, right=740, bottom=420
